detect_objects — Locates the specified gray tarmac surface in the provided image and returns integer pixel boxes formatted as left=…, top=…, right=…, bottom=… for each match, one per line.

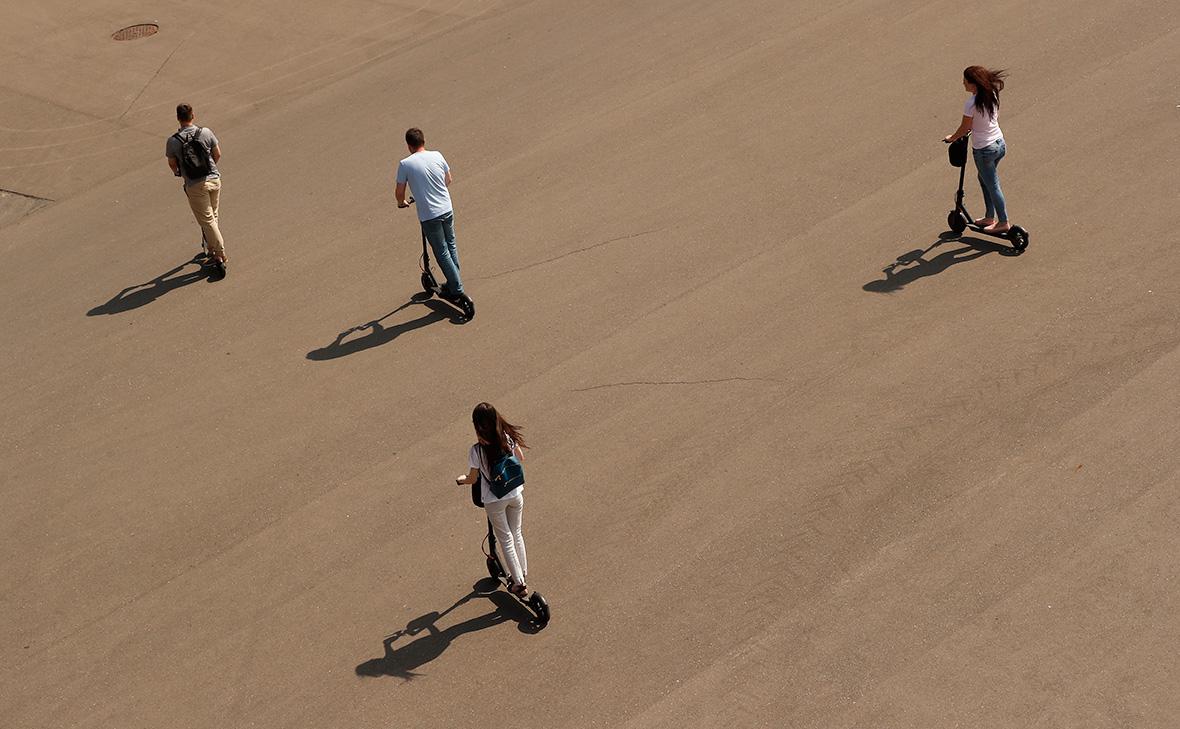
left=2, top=1, right=1179, bottom=727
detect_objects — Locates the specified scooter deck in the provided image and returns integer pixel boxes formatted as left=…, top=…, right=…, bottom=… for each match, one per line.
left=420, top=269, right=474, bottom=319
left=947, top=207, right=1029, bottom=252
left=424, top=285, right=473, bottom=317
left=485, top=558, right=550, bottom=627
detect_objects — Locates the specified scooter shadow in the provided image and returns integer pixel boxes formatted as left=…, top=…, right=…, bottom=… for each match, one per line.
left=862, top=232, right=1017, bottom=294
left=354, top=578, right=541, bottom=682
left=306, top=293, right=464, bottom=361
left=87, top=254, right=216, bottom=316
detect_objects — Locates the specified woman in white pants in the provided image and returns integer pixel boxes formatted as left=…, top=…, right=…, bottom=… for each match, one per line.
left=456, top=403, right=530, bottom=596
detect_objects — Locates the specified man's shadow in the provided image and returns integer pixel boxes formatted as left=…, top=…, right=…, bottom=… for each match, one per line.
left=88, top=254, right=216, bottom=315
left=863, top=232, right=1016, bottom=294
left=355, top=579, right=541, bottom=681
left=306, top=294, right=463, bottom=361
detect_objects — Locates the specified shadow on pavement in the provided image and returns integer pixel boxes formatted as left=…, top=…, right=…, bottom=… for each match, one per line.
left=306, top=294, right=463, bottom=361
left=87, top=254, right=216, bottom=315
left=355, top=579, right=540, bottom=681
left=863, top=232, right=1016, bottom=294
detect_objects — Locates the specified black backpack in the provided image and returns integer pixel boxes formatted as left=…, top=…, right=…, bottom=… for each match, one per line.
left=174, top=127, right=211, bottom=178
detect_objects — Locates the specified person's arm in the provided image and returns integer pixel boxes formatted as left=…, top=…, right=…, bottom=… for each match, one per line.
left=444, top=169, right=453, bottom=186
left=211, top=144, right=221, bottom=164
left=396, top=182, right=411, bottom=208
left=456, top=467, right=481, bottom=486
left=165, top=136, right=180, bottom=175
left=944, top=115, right=972, bottom=143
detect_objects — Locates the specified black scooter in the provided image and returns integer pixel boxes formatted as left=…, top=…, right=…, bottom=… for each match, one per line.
left=482, top=519, right=550, bottom=628
left=197, top=230, right=226, bottom=277
left=403, top=196, right=475, bottom=320
left=944, top=134, right=1029, bottom=252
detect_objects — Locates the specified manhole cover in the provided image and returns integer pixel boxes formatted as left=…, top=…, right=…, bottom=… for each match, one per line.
left=112, top=24, right=159, bottom=41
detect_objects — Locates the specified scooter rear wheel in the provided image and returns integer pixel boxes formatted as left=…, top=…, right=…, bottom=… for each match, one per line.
left=527, top=591, right=550, bottom=627
left=1009, top=226, right=1029, bottom=252
left=947, top=210, right=967, bottom=235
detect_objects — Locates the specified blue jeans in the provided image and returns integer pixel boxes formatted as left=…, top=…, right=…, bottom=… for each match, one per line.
left=972, top=139, right=1008, bottom=223
left=420, top=211, right=463, bottom=296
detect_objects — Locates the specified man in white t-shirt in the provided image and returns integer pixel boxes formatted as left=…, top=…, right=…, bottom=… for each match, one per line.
left=395, top=128, right=469, bottom=303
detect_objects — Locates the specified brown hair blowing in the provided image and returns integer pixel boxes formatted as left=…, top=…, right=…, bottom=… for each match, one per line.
left=964, top=66, right=1007, bottom=117
left=472, top=402, right=527, bottom=460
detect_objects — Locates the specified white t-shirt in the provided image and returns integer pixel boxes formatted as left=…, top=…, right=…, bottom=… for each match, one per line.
left=396, top=150, right=452, bottom=222
left=963, top=95, right=1003, bottom=149
left=469, top=436, right=521, bottom=505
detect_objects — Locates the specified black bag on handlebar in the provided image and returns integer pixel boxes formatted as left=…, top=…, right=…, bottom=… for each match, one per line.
left=948, top=136, right=969, bottom=168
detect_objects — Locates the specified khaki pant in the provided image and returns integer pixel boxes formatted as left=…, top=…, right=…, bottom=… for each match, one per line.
left=185, top=177, right=226, bottom=260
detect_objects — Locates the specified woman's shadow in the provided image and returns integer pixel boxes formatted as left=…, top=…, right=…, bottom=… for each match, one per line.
left=306, top=294, right=463, bottom=361
left=863, top=232, right=1016, bottom=294
left=355, top=579, right=541, bottom=681
left=87, top=254, right=216, bottom=315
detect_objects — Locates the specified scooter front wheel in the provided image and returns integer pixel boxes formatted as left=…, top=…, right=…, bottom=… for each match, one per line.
left=486, top=556, right=504, bottom=581
left=1009, top=226, right=1029, bottom=252
left=947, top=210, right=967, bottom=235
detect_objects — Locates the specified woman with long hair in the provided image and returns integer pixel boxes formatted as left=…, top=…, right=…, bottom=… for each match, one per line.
left=455, top=403, right=531, bottom=596
left=944, top=66, right=1012, bottom=234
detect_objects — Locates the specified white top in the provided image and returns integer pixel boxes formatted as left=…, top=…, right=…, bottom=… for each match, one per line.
left=468, top=435, right=522, bottom=505
left=963, top=95, right=1003, bottom=149
left=396, top=150, right=452, bottom=222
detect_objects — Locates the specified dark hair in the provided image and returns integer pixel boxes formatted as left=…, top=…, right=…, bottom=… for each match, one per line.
left=176, top=103, right=194, bottom=122
left=472, top=402, right=527, bottom=463
left=405, top=127, right=425, bottom=149
left=963, top=66, right=1007, bottom=117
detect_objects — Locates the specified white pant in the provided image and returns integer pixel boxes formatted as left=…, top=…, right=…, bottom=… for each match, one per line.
left=485, top=491, right=526, bottom=584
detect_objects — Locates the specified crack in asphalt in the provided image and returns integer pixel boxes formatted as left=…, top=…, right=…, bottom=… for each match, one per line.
left=475, top=228, right=665, bottom=281
left=0, top=187, right=55, bottom=202
left=119, top=33, right=192, bottom=122
left=574, top=376, right=781, bottom=392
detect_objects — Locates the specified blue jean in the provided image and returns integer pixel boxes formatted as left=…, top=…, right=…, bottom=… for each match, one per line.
left=972, top=138, right=1008, bottom=223
left=420, top=211, right=463, bottom=295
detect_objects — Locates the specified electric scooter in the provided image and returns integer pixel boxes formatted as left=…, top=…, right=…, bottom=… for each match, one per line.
left=402, top=196, right=475, bottom=320
left=483, top=519, right=551, bottom=627
left=944, top=134, right=1029, bottom=252
left=198, top=230, right=226, bottom=277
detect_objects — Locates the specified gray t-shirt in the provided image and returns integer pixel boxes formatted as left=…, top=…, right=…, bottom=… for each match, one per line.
left=165, top=126, right=220, bottom=187
left=396, top=150, right=452, bottom=222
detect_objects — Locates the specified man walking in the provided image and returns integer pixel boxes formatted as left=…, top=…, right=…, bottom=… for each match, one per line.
left=395, top=128, right=471, bottom=310
left=165, top=103, right=227, bottom=275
